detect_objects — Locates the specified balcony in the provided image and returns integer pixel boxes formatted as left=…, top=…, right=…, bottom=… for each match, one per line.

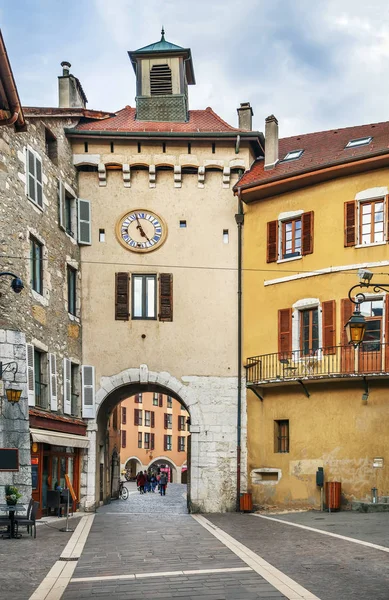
left=246, top=343, right=389, bottom=387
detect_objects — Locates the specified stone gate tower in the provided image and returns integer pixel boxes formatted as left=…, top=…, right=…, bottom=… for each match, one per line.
left=64, top=30, right=262, bottom=512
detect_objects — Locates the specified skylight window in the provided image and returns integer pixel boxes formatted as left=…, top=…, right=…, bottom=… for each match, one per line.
left=346, top=137, right=372, bottom=148
left=283, top=149, right=304, bottom=161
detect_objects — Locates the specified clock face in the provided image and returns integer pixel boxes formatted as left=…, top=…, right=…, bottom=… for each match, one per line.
left=116, top=209, right=167, bottom=253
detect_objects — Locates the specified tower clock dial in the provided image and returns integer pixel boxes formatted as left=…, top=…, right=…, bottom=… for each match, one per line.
left=116, top=209, right=167, bottom=253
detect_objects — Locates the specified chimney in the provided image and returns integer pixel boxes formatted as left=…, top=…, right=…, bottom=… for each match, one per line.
left=237, top=102, right=253, bottom=131
left=58, top=61, right=87, bottom=109
left=264, top=115, right=279, bottom=170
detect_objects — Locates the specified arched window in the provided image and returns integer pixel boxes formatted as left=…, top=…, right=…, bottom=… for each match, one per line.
left=150, top=64, right=172, bottom=96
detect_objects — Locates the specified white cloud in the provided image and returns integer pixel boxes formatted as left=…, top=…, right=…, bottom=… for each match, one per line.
left=4, top=0, right=389, bottom=138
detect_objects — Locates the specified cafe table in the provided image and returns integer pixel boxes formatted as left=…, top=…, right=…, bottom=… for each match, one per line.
left=0, top=503, right=25, bottom=539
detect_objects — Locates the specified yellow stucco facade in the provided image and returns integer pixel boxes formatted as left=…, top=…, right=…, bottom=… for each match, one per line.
left=243, top=166, right=389, bottom=509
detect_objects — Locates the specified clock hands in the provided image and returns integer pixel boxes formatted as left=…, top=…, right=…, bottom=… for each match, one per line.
left=135, top=215, right=151, bottom=243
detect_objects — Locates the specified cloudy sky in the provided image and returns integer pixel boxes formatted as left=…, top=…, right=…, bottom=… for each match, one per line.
left=1, top=0, right=389, bottom=137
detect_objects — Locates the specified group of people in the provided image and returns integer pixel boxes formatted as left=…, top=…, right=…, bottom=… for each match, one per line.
left=136, top=471, right=168, bottom=496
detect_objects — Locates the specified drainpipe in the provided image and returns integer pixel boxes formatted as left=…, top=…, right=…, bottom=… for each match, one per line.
left=0, top=110, right=19, bottom=127
left=235, top=187, right=244, bottom=511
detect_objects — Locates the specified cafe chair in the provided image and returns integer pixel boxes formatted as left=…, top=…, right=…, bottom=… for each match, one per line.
left=15, top=501, right=39, bottom=538
left=46, top=490, right=68, bottom=517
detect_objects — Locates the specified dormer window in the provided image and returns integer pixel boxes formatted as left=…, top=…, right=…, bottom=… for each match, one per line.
left=283, top=149, right=304, bottom=161
left=346, top=137, right=372, bottom=148
left=150, top=64, right=172, bottom=96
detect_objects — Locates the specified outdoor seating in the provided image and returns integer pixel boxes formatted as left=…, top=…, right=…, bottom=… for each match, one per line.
left=46, top=490, right=68, bottom=517
left=15, top=501, right=39, bottom=538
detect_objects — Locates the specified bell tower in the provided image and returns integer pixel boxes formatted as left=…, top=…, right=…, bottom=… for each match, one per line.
left=128, top=28, right=196, bottom=123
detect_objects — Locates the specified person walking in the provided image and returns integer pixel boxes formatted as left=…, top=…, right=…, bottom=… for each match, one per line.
left=151, top=474, right=157, bottom=493
left=137, top=471, right=146, bottom=494
left=159, top=472, right=167, bottom=496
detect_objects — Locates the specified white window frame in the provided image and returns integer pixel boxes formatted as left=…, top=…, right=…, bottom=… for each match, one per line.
left=277, top=210, right=304, bottom=264
left=26, top=146, right=43, bottom=209
left=282, top=149, right=304, bottom=161
left=354, top=188, right=388, bottom=248
left=346, top=137, right=372, bottom=148
left=292, top=298, right=322, bottom=356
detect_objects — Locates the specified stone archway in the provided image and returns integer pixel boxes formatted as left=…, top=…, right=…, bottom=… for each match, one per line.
left=82, top=365, right=203, bottom=513
left=148, top=456, right=179, bottom=483
left=81, top=363, right=241, bottom=514
left=124, top=456, right=142, bottom=480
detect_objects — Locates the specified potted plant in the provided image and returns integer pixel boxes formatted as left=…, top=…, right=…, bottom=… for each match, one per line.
left=5, top=485, right=22, bottom=506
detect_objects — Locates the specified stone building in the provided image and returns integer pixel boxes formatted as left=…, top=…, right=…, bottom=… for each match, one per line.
left=65, top=30, right=262, bottom=512
left=0, top=33, right=104, bottom=515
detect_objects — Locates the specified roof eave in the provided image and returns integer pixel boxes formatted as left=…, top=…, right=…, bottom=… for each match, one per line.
left=237, top=151, right=389, bottom=202
left=64, top=128, right=262, bottom=141
left=0, top=30, right=26, bottom=131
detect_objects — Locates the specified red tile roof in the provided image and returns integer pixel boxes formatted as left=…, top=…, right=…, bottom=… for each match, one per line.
left=73, top=105, right=240, bottom=133
left=238, top=121, right=389, bottom=189
left=29, top=407, right=87, bottom=429
left=24, top=107, right=114, bottom=119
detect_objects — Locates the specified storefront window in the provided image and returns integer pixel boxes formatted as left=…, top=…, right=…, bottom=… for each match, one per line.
left=52, top=456, right=58, bottom=489
left=60, top=457, right=66, bottom=489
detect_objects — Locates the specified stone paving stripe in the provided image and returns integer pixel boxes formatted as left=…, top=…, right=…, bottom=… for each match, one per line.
left=193, top=514, right=321, bottom=600
left=29, top=516, right=94, bottom=600
left=71, top=566, right=252, bottom=583
left=252, top=513, right=389, bottom=555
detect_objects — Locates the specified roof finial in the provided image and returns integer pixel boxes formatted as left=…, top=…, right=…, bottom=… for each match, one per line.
left=161, top=26, right=165, bottom=41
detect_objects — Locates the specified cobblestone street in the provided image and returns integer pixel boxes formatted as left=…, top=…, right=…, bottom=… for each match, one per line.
left=13, top=489, right=389, bottom=600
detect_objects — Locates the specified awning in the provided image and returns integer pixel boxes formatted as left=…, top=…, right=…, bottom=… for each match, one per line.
left=30, top=428, right=89, bottom=449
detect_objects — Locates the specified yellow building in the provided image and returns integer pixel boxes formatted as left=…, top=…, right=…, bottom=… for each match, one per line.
left=237, top=116, right=389, bottom=509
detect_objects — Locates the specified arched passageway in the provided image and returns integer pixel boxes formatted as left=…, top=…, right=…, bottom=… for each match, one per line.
left=85, top=367, right=194, bottom=512
left=148, top=457, right=179, bottom=483
left=124, top=457, right=142, bottom=480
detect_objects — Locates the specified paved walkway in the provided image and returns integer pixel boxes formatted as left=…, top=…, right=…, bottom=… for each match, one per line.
left=17, top=502, right=389, bottom=599
left=99, top=482, right=188, bottom=514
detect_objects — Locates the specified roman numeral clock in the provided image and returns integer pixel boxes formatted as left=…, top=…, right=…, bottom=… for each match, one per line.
left=116, top=209, right=167, bottom=252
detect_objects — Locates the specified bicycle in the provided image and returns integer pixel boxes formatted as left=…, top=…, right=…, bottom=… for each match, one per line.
left=119, top=480, right=129, bottom=500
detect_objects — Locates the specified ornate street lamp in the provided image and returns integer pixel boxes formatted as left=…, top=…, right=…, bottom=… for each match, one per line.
left=0, top=271, right=24, bottom=293
left=0, top=361, right=23, bottom=405
left=345, top=269, right=389, bottom=347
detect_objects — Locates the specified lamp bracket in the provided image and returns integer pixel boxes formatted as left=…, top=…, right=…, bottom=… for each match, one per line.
left=0, top=361, right=18, bottom=380
left=348, top=282, right=389, bottom=305
left=297, top=379, right=311, bottom=398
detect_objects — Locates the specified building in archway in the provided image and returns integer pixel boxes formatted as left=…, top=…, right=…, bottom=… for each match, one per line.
left=120, top=392, right=189, bottom=482
left=64, top=29, right=262, bottom=512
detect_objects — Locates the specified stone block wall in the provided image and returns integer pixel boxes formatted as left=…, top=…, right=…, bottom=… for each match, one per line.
left=0, top=329, right=31, bottom=503
left=0, top=115, right=83, bottom=415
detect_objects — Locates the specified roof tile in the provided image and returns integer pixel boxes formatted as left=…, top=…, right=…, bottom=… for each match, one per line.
left=239, top=121, right=389, bottom=188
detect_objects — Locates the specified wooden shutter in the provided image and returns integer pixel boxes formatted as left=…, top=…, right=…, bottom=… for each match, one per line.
left=341, top=298, right=354, bottom=345
left=122, top=406, right=127, bottom=425
left=35, top=156, right=43, bottom=208
left=278, top=308, right=292, bottom=356
left=27, top=149, right=36, bottom=203
left=26, top=343, right=35, bottom=406
left=301, top=211, right=314, bottom=255
left=385, top=295, right=389, bottom=370
left=63, top=358, right=71, bottom=415
left=344, top=201, right=356, bottom=247
left=164, top=413, right=168, bottom=429
left=121, top=430, right=126, bottom=448
left=81, top=365, right=95, bottom=418
left=151, top=411, right=155, bottom=428
left=115, top=273, right=129, bottom=320
left=78, top=199, right=92, bottom=245
left=322, top=300, right=336, bottom=354
left=159, top=273, right=173, bottom=321
left=164, top=435, right=168, bottom=451
left=159, top=394, right=163, bottom=407
left=177, top=436, right=181, bottom=452
left=178, top=415, right=182, bottom=431
left=151, top=433, right=155, bottom=450
left=48, top=353, right=58, bottom=411
left=267, top=220, right=278, bottom=263
left=58, top=180, right=66, bottom=230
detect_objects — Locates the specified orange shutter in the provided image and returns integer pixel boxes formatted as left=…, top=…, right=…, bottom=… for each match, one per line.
left=385, top=296, right=389, bottom=370
left=341, top=298, right=354, bottom=345
left=322, top=300, right=336, bottom=354
left=278, top=308, right=292, bottom=356
left=115, top=272, right=129, bottom=320
left=267, top=221, right=278, bottom=263
left=301, top=211, right=314, bottom=255
left=344, top=201, right=356, bottom=247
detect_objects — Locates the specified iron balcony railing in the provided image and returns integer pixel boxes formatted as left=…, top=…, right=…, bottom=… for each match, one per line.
left=246, top=343, right=389, bottom=385
left=35, top=381, right=48, bottom=409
